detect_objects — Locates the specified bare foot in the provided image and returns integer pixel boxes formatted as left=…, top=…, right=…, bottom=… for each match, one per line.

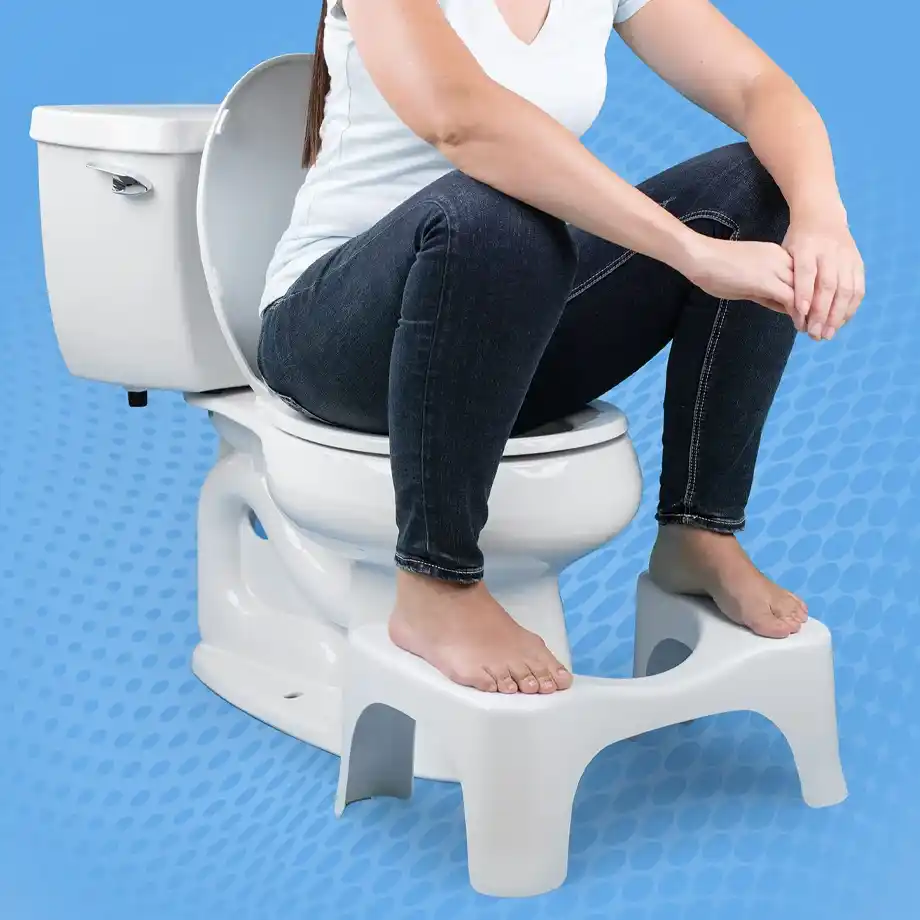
left=648, top=524, right=808, bottom=639
left=388, top=570, right=574, bottom=694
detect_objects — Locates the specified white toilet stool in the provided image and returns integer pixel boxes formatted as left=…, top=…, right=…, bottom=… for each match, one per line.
left=334, top=572, right=848, bottom=898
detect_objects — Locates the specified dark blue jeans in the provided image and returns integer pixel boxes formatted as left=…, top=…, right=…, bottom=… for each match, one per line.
left=257, top=142, right=796, bottom=584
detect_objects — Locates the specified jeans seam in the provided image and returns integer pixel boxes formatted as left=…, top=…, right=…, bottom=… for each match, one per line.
left=394, top=550, right=484, bottom=577
left=682, top=212, right=741, bottom=509
left=415, top=197, right=454, bottom=557
left=565, top=201, right=740, bottom=303
left=566, top=248, right=637, bottom=302
left=657, top=510, right=746, bottom=527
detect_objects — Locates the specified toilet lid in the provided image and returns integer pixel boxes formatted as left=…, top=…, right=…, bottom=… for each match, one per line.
left=258, top=392, right=628, bottom=457
left=197, top=54, right=314, bottom=397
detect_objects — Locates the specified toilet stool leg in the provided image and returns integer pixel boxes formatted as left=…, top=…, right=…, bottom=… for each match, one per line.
left=336, top=700, right=416, bottom=817
left=455, top=729, right=584, bottom=898
left=750, top=644, right=848, bottom=809
left=633, top=574, right=695, bottom=679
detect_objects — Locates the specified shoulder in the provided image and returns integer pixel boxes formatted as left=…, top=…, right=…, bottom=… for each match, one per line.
left=613, top=0, right=655, bottom=24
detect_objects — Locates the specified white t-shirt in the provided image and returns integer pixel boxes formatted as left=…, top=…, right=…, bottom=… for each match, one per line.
left=260, top=0, right=652, bottom=312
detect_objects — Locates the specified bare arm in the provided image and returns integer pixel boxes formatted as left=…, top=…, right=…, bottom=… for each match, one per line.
left=342, top=0, right=704, bottom=276
left=614, top=0, right=844, bottom=223
left=615, top=0, right=865, bottom=336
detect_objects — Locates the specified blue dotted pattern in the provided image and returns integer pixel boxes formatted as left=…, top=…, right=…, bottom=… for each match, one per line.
left=2, top=1, right=919, bottom=918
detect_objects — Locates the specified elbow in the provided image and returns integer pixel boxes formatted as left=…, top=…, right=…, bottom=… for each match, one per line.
left=427, top=118, right=471, bottom=151
left=417, top=80, right=493, bottom=150
left=739, top=68, right=802, bottom=123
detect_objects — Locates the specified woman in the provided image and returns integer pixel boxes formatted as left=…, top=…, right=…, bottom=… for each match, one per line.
left=258, top=0, right=865, bottom=695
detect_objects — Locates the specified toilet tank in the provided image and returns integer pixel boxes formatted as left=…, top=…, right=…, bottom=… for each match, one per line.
left=30, top=104, right=246, bottom=395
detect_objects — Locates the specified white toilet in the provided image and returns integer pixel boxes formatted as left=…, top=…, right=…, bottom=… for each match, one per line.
left=30, top=54, right=643, bottom=780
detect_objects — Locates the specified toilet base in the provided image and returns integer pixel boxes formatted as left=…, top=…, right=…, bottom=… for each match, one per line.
left=192, top=445, right=578, bottom=782
left=191, top=640, right=459, bottom=781
left=192, top=448, right=465, bottom=781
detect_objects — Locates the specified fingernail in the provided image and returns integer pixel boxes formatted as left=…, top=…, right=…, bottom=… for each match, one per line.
left=809, top=323, right=823, bottom=338
left=824, top=327, right=835, bottom=340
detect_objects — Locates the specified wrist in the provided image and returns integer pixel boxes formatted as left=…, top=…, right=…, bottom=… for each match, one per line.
left=666, top=225, right=711, bottom=281
left=789, top=192, right=848, bottom=228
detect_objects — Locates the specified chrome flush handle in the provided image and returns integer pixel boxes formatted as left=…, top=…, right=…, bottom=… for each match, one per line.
left=85, top=162, right=153, bottom=197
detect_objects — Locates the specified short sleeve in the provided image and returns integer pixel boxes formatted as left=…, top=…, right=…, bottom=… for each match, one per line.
left=613, top=0, right=654, bottom=24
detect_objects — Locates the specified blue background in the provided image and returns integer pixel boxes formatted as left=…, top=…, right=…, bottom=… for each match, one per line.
left=1, top=1, right=918, bottom=918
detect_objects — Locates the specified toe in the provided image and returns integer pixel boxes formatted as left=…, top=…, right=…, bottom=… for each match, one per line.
left=748, top=608, right=794, bottom=639
left=554, top=664, right=574, bottom=690
left=528, top=642, right=572, bottom=693
left=542, top=649, right=573, bottom=691
left=768, top=619, right=795, bottom=638
left=477, top=670, right=500, bottom=691
left=490, top=668, right=519, bottom=694
left=772, top=605, right=801, bottom=635
left=778, top=598, right=805, bottom=630
left=450, top=667, right=497, bottom=692
left=509, top=662, right=540, bottom=694
left=526, top=657, right=561, bottom=694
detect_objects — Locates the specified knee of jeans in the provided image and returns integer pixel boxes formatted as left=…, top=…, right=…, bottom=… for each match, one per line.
left=424, top=171, right=577, bottom=277
left=726, top=142, right=790, bottom=239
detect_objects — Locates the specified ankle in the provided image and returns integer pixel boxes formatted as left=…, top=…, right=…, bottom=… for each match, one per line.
left=395, top=568, right=481, bottom=602
left=656, top=523, right=737, bottom=547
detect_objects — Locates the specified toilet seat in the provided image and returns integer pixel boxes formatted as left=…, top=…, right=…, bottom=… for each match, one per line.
left=196, top=387, right=629, bottom=459
left=259, top=391, right=628, bottom=457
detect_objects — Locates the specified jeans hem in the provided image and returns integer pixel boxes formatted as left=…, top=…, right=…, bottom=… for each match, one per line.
left=394, top=551, right=484, bottom=585
left=655, top=510, right=745, bottom=535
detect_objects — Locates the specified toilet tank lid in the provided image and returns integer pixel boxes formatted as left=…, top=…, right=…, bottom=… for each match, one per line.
left=30, top=104, right=219, bottom=155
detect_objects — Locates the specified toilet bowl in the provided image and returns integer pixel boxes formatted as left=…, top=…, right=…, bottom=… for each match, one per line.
left=30, top=54, right=643, bottom=780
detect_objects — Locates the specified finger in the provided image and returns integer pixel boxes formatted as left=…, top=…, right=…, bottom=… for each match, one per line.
left=823, top=264, right=856, bottom=339
left=765, top=276, right=796, bottom=316
left=807, top=255, right=837, bottom=339
left=848, top=259, right=866, bottom=324
left=791, top=250, right=817, bottom=327
left=773, top=241, right=795, bottom=274
left=757, top=299, right=807, bottom=328
left=754, top=298, right=790, bottom=315
left=776, top=258, right=796, bottom=299
left=787, top=294, right=806, bottom=331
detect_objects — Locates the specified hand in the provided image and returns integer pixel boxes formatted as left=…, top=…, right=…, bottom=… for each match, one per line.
left=782, top=209, right=865, bottom=340
left=682, top=235, right=796, bottom=315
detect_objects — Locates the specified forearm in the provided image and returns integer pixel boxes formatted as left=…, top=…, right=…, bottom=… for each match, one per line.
left=437, top=79, right=703, bottom=275
left=739, top=71, right=846, bottom=223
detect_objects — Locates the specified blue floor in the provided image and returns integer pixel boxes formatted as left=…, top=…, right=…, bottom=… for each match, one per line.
left=2, top=2, right=919, bottom=919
